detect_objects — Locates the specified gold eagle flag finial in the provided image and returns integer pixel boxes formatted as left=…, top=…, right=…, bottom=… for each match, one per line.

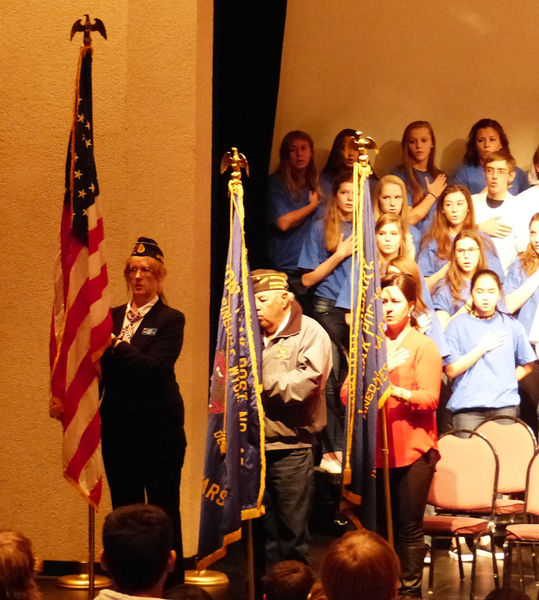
left=70, top=14, right=107, bottom=47
left=221, top=147, right=249, bottom=192
left=345, top=131, right=378, bottom=175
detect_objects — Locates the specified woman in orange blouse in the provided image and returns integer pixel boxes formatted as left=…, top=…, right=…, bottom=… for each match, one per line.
left=377, top=272, right=442, bottom=599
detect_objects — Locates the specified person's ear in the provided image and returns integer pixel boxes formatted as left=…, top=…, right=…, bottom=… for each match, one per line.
left=167, top=550, right=177, bottom=573
left=508, top=170, right=516, bottom=186
left=100, top=549, right=108, bottom=572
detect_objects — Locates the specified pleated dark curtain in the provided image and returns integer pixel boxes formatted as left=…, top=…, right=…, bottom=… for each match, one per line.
left=210, top=1, right=288, bottom=356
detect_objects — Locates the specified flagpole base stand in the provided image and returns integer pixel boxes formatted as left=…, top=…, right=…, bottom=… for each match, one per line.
left=55, top=573, right=112, bottom=589
left=185, top=569, right=229, bottom=586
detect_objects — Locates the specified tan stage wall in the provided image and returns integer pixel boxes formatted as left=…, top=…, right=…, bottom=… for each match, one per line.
left=272, top=1, right=539, bottom=177
left=0, top=1, right=212, bottom=561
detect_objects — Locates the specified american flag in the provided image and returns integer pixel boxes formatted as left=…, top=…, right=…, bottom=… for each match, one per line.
left=49, top=45, right=112, bottom=507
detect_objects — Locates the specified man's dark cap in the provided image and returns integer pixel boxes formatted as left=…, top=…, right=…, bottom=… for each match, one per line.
left=251, top=269, right=289, bottom=294
left=131, top=237, right=164, bottom=263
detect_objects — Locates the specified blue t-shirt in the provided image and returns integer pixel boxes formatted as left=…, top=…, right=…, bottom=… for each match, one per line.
left=451, top=163, right=530, bottom=196
left=392, top=165, right=437, bottom=236
left=418, top=235, right=504, bottom=282
left=444, top=312, right=536, bottom=411
left=504, top=258, right=539, bottom=335
left=432, top=280, right=470, bottom=315
left=265, top=174, right=324, bottom=271
left=416, top=309, right=450, bottom=359
left=297, top=218, right=352, bottom=301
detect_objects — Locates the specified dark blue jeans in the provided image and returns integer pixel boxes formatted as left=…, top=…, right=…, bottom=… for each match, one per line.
left=452, top=406, right=519, bottom=435
left=313, top=296, right=348, bottom=453
left=255, top=447, right=314, bottom=567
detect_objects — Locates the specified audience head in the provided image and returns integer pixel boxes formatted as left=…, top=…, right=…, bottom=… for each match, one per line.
left=436, top=185, right=475, bottom=231
left=381, top=272, right=418, bottom=330
left=387, top=256, right=428, bottom=318
left=252, top=269, right=292, bottom=335
left=277, top=130, right=317, bottom=192
left=450, top=229, right=486, bottom=278
left=484, top=587, right=530, bottom=600
left=101, top=504, right=175, bottom=595
left=470, top=269, right=502, bottom=318
left=124, top=236, right=167, bottom=304
left=532, top=144, right=539, bottom=182
left=322, top=129, right=358, bottom=178
left=484, top=150, right=516, bottom=197
left=263, top=560, right=315, bottom=600
left=375, top=214, right=407, bottom=262
left=375, top=175, right=408, bottom=221
left=464, top=118, right=510, bottom=166
left=401, top=120, right=437, bottom=170
left=0, top=531, right=40, bottom=600
left=320, top=529, right=400, bottom=600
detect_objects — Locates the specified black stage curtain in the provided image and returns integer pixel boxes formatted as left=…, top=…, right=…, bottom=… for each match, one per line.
left=210, top=1, right=288, bottom=358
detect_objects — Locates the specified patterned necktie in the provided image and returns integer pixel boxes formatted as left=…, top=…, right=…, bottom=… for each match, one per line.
left=120, top=308, right=143, bottom=342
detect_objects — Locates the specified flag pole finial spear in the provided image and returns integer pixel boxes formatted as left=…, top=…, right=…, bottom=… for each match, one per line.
left=221, top=147, right=249, bottom=196
left=345, top=130, right=378, bottom=175
left=70, top=14, right=107, bottom=46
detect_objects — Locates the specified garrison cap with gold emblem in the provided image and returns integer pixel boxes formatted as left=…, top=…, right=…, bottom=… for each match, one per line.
left=251, top=269, right=289, bottom=294
left=131, top=237, right=164, bottom=263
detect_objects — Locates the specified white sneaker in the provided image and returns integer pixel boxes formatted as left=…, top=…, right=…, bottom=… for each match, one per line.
left=319, top=457, right=342, bottom=474
left=476, top=546, right=504, bottom=560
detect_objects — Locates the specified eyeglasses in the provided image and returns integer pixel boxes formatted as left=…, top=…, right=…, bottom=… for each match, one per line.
left=485, top=167, right=508, bottom=176
left=455, top=247, right=479, bottom=256
left=127, top=267, right=153, bottom=276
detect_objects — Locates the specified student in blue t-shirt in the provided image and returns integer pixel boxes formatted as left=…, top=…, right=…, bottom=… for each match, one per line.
left=320, top=129, right=378, bottom=200
left=444, top=269, right=536, bottom=431
left=266, top=130, right=323, bottom=314
left=391, top=120, right=447, bottom=236
left=451, top=119, right=530, bottom=195
left=297, top=174, right=353, bottom=473
left=374, top=175, right=420, bottom=257
left=504, top=213, right=539, bottom=435
left=418, top=185, right=504, bottom=294
left=432, top=230, right=489, bottom=329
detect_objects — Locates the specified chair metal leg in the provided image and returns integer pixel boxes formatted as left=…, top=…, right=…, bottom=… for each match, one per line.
left=470, top=536, right=478, bottom=600
left=503, top=540, right=512, bottom=588
left=457, top=536, right=465, bottom=580
left=517, top=545, right=524, bottom=591
left=490, top=532, right=500, bottom=588
left=428, top=537, right=435, bottom=591
left=532, top=543, right=539, bottom=585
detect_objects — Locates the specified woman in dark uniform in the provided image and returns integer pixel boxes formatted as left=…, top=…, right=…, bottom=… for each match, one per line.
left=100, top=237, right=186, bottom=582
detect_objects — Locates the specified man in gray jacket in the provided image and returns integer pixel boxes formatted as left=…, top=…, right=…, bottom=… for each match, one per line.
left=252, top=269, right=332, bottom=565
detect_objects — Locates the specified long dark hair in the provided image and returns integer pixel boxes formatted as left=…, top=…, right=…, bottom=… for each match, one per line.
left=463, top=119, right=510, bottom=166
left=420, top=185, right=476, bottom=259
left=401, top=120, right=443, bottom=206
left=321, top=128, right=356, bottom=180
left=275, top=130, right=318, bottom=197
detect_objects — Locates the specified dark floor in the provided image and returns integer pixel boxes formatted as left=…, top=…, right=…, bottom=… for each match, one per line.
left=37, top=535, right=539, bottom=600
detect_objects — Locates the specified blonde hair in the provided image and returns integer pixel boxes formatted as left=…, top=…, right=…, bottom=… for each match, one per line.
left=520, top=213, right=539, bottom=277
left=374, top=175, right=411, bottom=235
left=375, top=214, right=408, bottom=275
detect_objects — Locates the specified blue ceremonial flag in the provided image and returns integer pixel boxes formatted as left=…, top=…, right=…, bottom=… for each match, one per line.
left=197, top=183, right=265, bottom=569
left=342, top=166, right=390, bottom=531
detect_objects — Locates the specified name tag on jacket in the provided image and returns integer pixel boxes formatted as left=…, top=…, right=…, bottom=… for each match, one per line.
left=141, top=328, right=157, bottom=336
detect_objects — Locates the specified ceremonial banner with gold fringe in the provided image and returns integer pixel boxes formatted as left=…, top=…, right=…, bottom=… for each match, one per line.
left=197, top=160, right=265, bottom=569
left=49, top=44, right=112, bottom=507
left=342, top=160, right=390, bottom=531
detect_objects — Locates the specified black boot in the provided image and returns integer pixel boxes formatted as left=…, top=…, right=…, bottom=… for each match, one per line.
left=398, top=545, right=426, bottom=598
